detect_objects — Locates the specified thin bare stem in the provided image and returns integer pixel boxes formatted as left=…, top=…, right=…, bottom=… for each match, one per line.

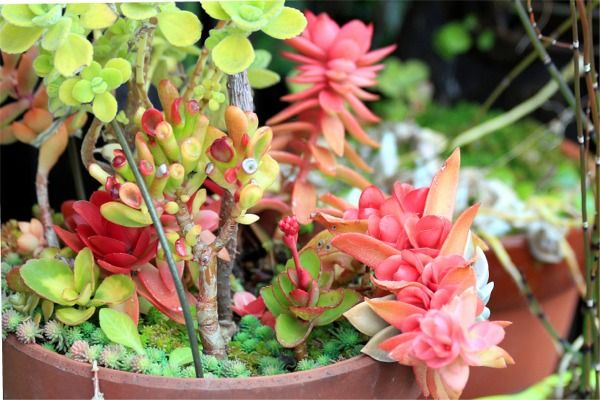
left=67, top=137, right=85, bottom=200
left=527, top=0, right=574, bottom=50
left=111, top=120, right=204, bottom=377
left=182, top=48, right=209, bottom=101
left=35, top=171, right=58, bottom=248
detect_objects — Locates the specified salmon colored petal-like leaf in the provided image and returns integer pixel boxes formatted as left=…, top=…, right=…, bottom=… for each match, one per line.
left=331, top=233, right=400, bottom=268
left=440, top=204, right=480, bottom=256
left=424, top=148, right=460, bottom=219
left=365, top=298, right=425, bottom=329
left=292, top=179, right=317, bottom=224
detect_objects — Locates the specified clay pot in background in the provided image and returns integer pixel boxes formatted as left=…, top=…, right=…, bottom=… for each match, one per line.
left=462, top=229, right=583, bottom=398
left=2, top=335, right=420, bottom=399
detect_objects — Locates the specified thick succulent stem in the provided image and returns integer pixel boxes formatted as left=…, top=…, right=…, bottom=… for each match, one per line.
left=294, top=342, right=307, bottom=361
left=217, top=191, right=237, bottom=340
left=35, top=171, right=58, bottom=248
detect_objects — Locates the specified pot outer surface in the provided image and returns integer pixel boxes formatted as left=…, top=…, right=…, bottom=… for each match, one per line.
left=3, top=336, right=421, bottom=399
left=463, top=229, right=582, bottom=398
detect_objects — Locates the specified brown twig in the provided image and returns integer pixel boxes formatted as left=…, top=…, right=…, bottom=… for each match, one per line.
left=182, top=48, right=209, bottom=101
left=35, top=172, right=58, bottom=248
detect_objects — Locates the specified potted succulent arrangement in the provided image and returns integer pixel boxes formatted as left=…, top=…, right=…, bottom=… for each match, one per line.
left=18, top=1, right=600, bottom=399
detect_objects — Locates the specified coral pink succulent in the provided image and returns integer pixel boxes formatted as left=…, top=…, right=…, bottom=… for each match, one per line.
left=370, top=289, right=513, bottom=399
left=54, top=191, right=158, bottom=274
left=269, top=11, right=396, bottom=154
left=16, top=218, right=45, bottom=254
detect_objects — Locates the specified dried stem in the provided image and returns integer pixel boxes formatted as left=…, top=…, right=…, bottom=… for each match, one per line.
left=35, top=171, right=58, bottom=248
left=217, top=191, right=237, bottom=340
left=574, top=0, right=600, bottom=396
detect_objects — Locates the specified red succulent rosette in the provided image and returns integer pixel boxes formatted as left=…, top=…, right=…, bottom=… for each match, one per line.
left=54, top=190, right=158, bottom=274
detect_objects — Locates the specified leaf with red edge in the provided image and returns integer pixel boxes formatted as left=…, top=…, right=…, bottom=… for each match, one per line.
left=424, top=148, right=460, bottom=220
left=440, top=204, right=480, bottom=256
left=331, top=232, right=400, bottom=269
left=292, top=179, right=316, bottom=224
left=365, top=298, right=425, bottom=330
left=7, top=267, right=29, bottom=293
left=289, top=305, right=328, bottom=321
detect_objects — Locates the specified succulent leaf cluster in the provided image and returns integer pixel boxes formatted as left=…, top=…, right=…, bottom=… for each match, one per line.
left=261, top=216, right=361, bottom=348
left=201, top=0, right=306, bottom=74
left=19, top=247, right=135, bottom=325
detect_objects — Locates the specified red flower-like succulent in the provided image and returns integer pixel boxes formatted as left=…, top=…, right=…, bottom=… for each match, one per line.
left=269, top=11, right=396, bottom=153
left=54, top=191, right=158, bottom=274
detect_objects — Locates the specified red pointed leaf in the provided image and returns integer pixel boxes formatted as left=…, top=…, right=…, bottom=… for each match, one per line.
left=440, top=204, right=479, bottom=256
left=87, top=235, right=129, bottom=255
left=102, top=253, right=137, bottom=268
left=72, top=201, right=106, bottom=235
left=54, top=225, right=84, bottom=252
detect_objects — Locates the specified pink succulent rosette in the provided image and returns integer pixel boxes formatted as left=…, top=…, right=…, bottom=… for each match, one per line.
left=369, top=289, right=513, bottom=399
left=16, top=218, right=46, bottom=254
left=54, top=190, right=158, bottom=274
left=270, top=11, right=396, bottom=150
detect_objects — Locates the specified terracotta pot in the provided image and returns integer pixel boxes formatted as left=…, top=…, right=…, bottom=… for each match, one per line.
left=462, top=229, right=583, bottom=398
left=2, top=335, right=420, bottom=399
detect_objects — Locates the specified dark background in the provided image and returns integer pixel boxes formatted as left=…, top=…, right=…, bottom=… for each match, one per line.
left=0, top=0, right=592, bottom=221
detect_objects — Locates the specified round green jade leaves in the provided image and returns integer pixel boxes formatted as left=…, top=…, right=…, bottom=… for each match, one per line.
left=59, top=59, right=131, bottom=123
left=201, top=0, right=307, bottom=74
left=0, top=4, right=117, bottom=77
left=120, top=3, right=202, bottom=48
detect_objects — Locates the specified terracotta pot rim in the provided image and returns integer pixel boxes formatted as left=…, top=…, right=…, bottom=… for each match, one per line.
left=3, top=336, right=382, bottom=390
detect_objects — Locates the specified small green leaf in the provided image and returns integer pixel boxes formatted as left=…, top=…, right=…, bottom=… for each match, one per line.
left=250, top=49, right=272, bottom=69
left=92, top=91, right=118, bottom=123
left=79, top=4, right=117, bottom=30
left=20, top=258, right=76, bottom=306
left=33, top=53, right=53, bottom=77
left=41, top=299, right=54, bottom=321
left=56, top=306, right=96, bottom=326
left=41, top=17, right=71, bottom=51
left=248, top=68, right=280, bottom=89
left=314, top=289, right=361, bottom=326
left=201, top=1, right=230, bottom=20
left=260, top=285, right=289, bottom=316
left=76, top=283, right=93, bottom=306
left=0, top=24, right=43, bottom=54
left=275, top=314, right=312, bottom=348
left=105, top=58, right=132, bottom=82
left=74, top=247, right=95, bottom=293
left=262, top=7, right=307, bottom=39
left=285, top=249, right=320, bottom=281
left=31, top=5, right=62, bottom=28
left=81, top=61, right=102, bottom=80
left=72, top=79, right=94, bottom=103
left=169, top=347, right=193, bottom=369
left=99, top=308, right=144, bottom=354
left=212, top=33, right=254, bottom=75
left=100, top=201, right=152, bottom=227
left=58, top=78, right=80, bottom=106
left=1, top=5, right=36, bottom=27
left=120, top=3, right=158, bottom=20
left=157, top=10, right=202, bottom=47
left=100, top=68, right=123, bottom=90
left=54, top=33, right=93, bottom=77
left=92, top=274, right=135, bottom=305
